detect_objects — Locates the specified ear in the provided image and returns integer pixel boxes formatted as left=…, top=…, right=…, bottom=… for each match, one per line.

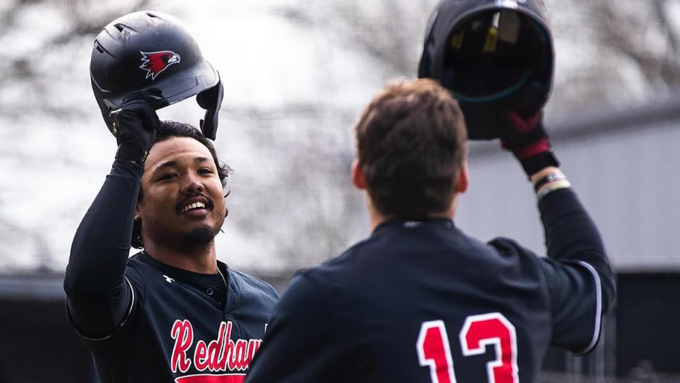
left=351, top=159, right=367, bottom=190
left=455, top=162, right=469, bottom=194
left=134, top=202, right=143, bottom=221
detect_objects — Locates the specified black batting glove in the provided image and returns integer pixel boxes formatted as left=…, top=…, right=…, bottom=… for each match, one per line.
left=109, top=89, right=163, bottom=165
left=496, top=81, right=559, bottom=177
left=500, top=111, right=559, bottom=176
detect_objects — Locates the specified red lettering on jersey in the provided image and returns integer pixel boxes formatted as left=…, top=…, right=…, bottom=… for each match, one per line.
left=175, top=373, right=246, bottom=383
left=460, top=314, right=519, bottom=383
left=173, top=320, right=264, bottom=376
left=417, top=321, right=456, bottom=383
left=195, top=341, right=209, bottom=370
left=230, top=340, right=246, bottom=371
left=209, top=322, right=229, bottom=371
left=417, top=314, right=518, bottom=383
left=246, top=339, right=262, bottom=366
left=172, top=320, right=195, bottom=373
left=216, top=322, right=231, bottom=370
left=196, top=322, right=231, bottom=372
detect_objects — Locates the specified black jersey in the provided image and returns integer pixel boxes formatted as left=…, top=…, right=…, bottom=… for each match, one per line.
left=81, top=253, right=277, bottom=383
left=64, top=160, right=278, bottom=383
left=246, top=189, right=615, bottom=383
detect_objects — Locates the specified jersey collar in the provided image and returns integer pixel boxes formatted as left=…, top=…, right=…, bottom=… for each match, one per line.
left=373, top=217, right=455, bottom=234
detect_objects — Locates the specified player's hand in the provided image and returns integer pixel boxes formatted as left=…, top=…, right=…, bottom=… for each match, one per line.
left=109, top=89, right=162, bottom=164
left=496, top=82, right=559, bottom=177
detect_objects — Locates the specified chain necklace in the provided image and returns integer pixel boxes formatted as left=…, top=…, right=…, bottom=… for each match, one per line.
left=217, top=267, right=227, bottom=289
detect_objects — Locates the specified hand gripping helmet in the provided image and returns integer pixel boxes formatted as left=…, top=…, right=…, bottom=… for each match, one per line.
left=90, top=11, right=224, bottom=140
left=418, top=0, right=554, bottom=140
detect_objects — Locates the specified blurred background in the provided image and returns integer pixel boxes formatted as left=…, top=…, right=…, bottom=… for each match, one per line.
left=0, top=0, right=679, bottom=381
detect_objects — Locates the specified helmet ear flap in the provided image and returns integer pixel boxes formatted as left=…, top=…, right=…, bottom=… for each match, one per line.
left=197, top=72, right=224, bottom=140
left=417, top=48, right=433, bottom=79
left=100, top=98, right=117, bottom=137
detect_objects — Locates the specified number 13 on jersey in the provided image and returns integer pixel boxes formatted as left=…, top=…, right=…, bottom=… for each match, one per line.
left=416, top=313, right=519, bottom=383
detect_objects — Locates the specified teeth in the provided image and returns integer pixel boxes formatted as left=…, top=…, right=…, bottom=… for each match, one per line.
left=181, top=202, right=206, bottom=213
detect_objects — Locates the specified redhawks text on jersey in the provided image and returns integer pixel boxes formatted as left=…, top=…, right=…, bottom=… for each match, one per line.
left=171, top=320, right=263, bottom=383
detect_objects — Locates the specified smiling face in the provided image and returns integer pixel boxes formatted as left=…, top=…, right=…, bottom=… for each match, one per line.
left=136, top=136, right=227, bottom=250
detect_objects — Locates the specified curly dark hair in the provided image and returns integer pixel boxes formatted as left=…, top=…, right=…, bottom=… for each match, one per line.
left=131, top=120, right=232, bottom=248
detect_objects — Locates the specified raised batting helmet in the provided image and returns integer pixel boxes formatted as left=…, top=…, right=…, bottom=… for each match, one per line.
left=419, top=0, right=554, bottom=140
left=90, top=11, right=223, bottom=140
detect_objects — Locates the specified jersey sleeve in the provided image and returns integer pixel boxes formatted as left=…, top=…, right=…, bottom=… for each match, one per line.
left=539, top=255, right=605, bottom=354
left=537, top=187, right=616, bottom=354
left=63, top=159, right=142, bottom=339
left=245, top=273, right=340, bottom=383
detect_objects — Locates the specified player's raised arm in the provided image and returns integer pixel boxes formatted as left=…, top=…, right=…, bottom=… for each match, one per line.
left=63, top=94, right=160, bottom=338
left=496, top=94, right=616, bottom=353
left=64, top=11, right=278, bottom=382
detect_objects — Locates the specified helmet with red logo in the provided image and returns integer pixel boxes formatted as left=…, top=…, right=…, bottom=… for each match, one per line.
left=418, top=0, right=554, bottom=140
left=90, top=11, right=223, bottom=140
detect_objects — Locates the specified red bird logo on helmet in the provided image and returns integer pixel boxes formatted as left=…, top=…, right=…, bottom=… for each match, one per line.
left=139, top=50, right=181, bottom=80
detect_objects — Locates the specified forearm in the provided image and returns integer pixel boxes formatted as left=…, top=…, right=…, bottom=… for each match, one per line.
left=63, top=159, right=142, bottom=334
left=535, top=169, right=600, bottom=262
left=535, top=169, right=615, bottom=307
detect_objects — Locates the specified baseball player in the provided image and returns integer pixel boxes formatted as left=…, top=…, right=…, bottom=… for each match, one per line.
left=63, top=12, right=278, bottom=382
left=245, top=79, right=615, bottom=383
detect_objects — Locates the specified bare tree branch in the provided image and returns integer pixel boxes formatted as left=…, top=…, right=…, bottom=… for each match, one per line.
left=594, top=0, right=680, bottom=90
left=651, top=0, right=680, bottom=84
left=0, top=0, right=153, bottom=111
left=269, top=1, right=435, bottom=76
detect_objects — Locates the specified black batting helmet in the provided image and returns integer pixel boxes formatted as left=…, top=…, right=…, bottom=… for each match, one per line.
left=90, top=11, right=223, bottom=140
left=419, top=0, right=554, bottom=140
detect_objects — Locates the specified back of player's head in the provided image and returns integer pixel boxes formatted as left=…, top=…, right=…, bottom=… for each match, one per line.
left=354, top=78, right=467, bottom=219
left=131, top=121, right=231, bottom=248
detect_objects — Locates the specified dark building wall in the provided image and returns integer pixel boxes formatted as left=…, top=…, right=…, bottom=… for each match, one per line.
left=615, top=273, right=680, bottom=377
left=0, top=299, right=96, bottom=383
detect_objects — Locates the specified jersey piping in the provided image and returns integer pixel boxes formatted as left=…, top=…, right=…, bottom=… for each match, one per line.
left=75, top=276, right=136, bottom=342
left=574, top=261, right=603, bottom=355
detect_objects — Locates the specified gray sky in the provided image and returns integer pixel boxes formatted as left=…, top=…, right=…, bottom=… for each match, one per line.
left=0, top=0, right=674, bottom=272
